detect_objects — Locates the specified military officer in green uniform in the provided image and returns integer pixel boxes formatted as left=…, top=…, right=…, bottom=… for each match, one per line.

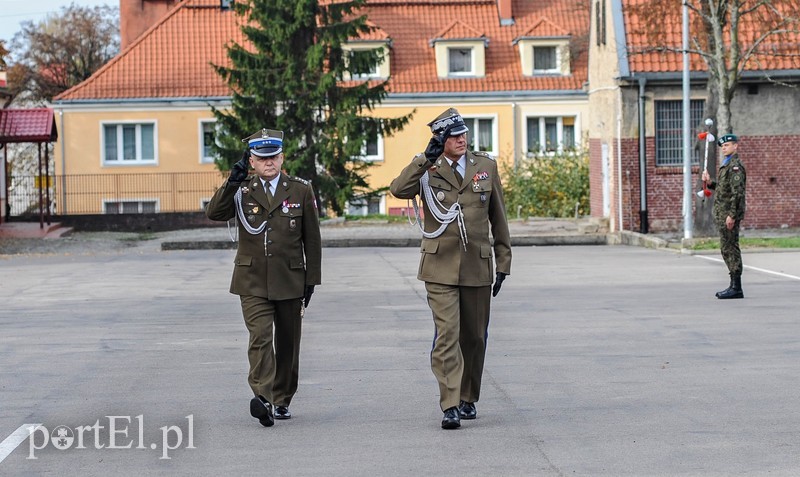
left=206, top=128, right=322, bottom=426
left=390, top=108, right=512, bottom=429
left=702, top=133, right=746, bottom=299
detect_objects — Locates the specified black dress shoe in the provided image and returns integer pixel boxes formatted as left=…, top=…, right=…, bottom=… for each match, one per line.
left=458, top=400, right=476, bottom=420
left=274, top=405, right=291, bottom=420
left=441, top=407, right=461, bottom=429
left=250, top=396, right=274, bottom=427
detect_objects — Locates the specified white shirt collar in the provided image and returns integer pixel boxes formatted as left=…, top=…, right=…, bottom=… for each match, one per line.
left=445, top=155, right=465, bottom=171
left=261, top=173, right=281, bottom=194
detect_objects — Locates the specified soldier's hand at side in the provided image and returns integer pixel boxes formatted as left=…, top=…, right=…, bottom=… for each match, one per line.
left=229, top=151, right=250, bottom=185
left=492, top=272, right=507, bottom=297
left=303, top=285, right=315, bottom=308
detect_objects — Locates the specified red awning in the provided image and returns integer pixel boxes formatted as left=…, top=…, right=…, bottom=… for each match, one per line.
left=0, top=108, right=58, bottom=143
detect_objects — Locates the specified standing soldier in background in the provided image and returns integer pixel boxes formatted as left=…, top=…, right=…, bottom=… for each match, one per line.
left=206, top=128, right=322, bottom=426
left=702, top=133, right=746, bottom=299
left=390, top=108, right=512, bottom=430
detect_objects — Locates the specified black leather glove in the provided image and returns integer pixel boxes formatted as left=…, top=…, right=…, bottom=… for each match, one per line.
left=492, top=272, right=507, bottom=297
left=228, top=151, right=250, bottom=185
left=424, top=135, right=445, bottom=163
left=424, top=125, right=452, bottom=163
left=303, top=285, right=315, bottom=308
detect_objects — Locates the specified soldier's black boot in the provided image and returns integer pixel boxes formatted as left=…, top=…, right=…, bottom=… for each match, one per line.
left=715, top=274, right=734, bottom=298
left=718, top=275, right=743, bottom=299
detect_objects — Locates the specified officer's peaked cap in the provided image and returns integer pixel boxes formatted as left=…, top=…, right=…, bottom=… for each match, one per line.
left=427, top=108, right=469, bottom=137
left=243, top=128, right=284, bottom=157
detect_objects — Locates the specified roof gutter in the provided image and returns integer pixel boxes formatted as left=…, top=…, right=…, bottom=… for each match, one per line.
left=619, top=69, right=800, bottom=84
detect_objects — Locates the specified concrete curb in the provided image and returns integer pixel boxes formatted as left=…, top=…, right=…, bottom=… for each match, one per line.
left=160, top=233, right=611, bottom=250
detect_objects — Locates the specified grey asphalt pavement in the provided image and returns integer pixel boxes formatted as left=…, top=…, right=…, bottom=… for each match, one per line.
left=1, top=243, right=800, bottom=476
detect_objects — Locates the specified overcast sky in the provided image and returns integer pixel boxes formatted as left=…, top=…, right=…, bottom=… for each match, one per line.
left=0, top=0, right=114, bottom=44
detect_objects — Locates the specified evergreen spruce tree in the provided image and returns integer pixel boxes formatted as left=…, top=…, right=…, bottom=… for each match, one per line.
left=212, top=0, right=411, bottom=216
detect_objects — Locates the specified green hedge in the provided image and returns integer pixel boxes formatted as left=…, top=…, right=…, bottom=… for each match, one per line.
left=500, top=149, right=590, bottom=218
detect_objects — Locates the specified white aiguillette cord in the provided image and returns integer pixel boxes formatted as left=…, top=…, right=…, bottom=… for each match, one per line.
left=227, top=186, right=268, bottom=242
left=408, top=170, right=468, bottom=250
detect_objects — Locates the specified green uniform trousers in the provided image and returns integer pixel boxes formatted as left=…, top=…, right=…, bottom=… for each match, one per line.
left=719, top=220, right=743, bottom=276
left=425, top=282, right=491, bottom=411
left=240, top=295, right=303, bottom=406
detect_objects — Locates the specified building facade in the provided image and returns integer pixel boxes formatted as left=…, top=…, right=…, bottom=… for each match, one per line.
left=53, top=0, right=591, bottom=217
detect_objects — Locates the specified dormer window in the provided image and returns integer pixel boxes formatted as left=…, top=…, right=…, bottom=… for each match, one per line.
left=350, top=49, right=381, bottom=79
left=342, top=41, right=391, bottom=80
left=514, top=18, right=572, bottom=77
left=533, top=46, right=558, bottom=73
left=448, top=48, right=474, bottom=75
left=430, top=21, right=487, bottom=79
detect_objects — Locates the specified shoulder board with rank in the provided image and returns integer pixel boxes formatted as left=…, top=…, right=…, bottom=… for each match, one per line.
left=472, top=151, right=496, bottom=161
left=288, top=176, right=311, bottom=185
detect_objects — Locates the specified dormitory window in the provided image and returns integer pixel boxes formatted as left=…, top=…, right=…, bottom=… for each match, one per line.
left=103, top=122, right=156, bottom=164
left=655, top=100, right=704, bottom=166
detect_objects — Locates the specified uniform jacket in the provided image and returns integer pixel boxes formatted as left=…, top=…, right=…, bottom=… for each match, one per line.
left=390, top=151, right=511, bottom=287
left=709, top=153, right=746, bottom=226
left=206, top=172, right=322, bottom=300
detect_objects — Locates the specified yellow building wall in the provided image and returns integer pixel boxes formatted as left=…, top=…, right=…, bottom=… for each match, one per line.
left=54, top=107, right=223, bottom=214
left=55, top=108, right=220, bottom=175
left=52, top=99, right=588, bottom=215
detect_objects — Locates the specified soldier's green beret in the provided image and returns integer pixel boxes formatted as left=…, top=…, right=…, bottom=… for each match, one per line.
left=717, top=133, right=738, bottom=146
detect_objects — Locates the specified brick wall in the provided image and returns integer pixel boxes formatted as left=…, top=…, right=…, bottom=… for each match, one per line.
left=606, top=134, right=800, bottom=233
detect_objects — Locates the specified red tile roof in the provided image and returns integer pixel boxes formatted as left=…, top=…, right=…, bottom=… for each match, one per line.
left=517, top=18, right=570, bottom=39
left=434, top=21, right=486, bottom=41
left=623, top=0, right=800, bottom=74
left=0, top=108, right=58, bottom=143
left=56, top=0, right=589, bottom=101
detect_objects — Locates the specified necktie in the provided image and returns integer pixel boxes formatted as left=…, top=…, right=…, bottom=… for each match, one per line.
left=266, top=183, right=273, bottom=207
left=452, top=161, right=463, bottom=185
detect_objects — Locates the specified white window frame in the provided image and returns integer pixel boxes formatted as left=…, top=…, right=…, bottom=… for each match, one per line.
left=199, top=120, right=219, bottom=164
left=360, top=130, right=384, bottom=162
left=462, top=115, right=498, bottom=156
left=524, top=115, right=580, bottom=155
left=448, top=47, right=475, bottom=76
left=349, top=49, right=381, bottom=80
left=342, top=42, right=390, bottom=80
left=100, top=120, right=158, bottom=166
left=102, top=198, right=160, bottom=214
left=346, top=193, right=385, bottom=216
left=532, top=45, right=560, bottom=74
left=515, top=38, right=571, bottom=77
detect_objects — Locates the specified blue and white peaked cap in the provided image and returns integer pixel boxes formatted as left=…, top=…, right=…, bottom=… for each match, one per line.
left=243, top=128, right=284, bottom=157
left=427, top=108, right=469, bottom=137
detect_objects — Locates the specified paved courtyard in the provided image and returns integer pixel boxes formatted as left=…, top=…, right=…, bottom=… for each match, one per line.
left=1, top=244, right=800, bottom=476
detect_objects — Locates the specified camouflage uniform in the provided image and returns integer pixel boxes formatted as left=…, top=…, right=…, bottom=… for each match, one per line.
left=709, top=153, right=746, bottom=276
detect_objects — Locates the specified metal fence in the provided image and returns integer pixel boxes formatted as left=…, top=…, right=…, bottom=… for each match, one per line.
left=7, top=172, right=229, bottom=216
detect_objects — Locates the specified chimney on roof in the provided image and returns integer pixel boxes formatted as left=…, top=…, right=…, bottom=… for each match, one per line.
left=497, top=0, right=514, bottom=26
left=119, top=0, right=178, bottom=50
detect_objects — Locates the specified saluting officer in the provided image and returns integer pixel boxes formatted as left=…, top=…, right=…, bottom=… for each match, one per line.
left=702, top=133, right=746, bottom=299
left=206, top=128, right=322, bottom=426
left=390, top=108, right=512, bottom=430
